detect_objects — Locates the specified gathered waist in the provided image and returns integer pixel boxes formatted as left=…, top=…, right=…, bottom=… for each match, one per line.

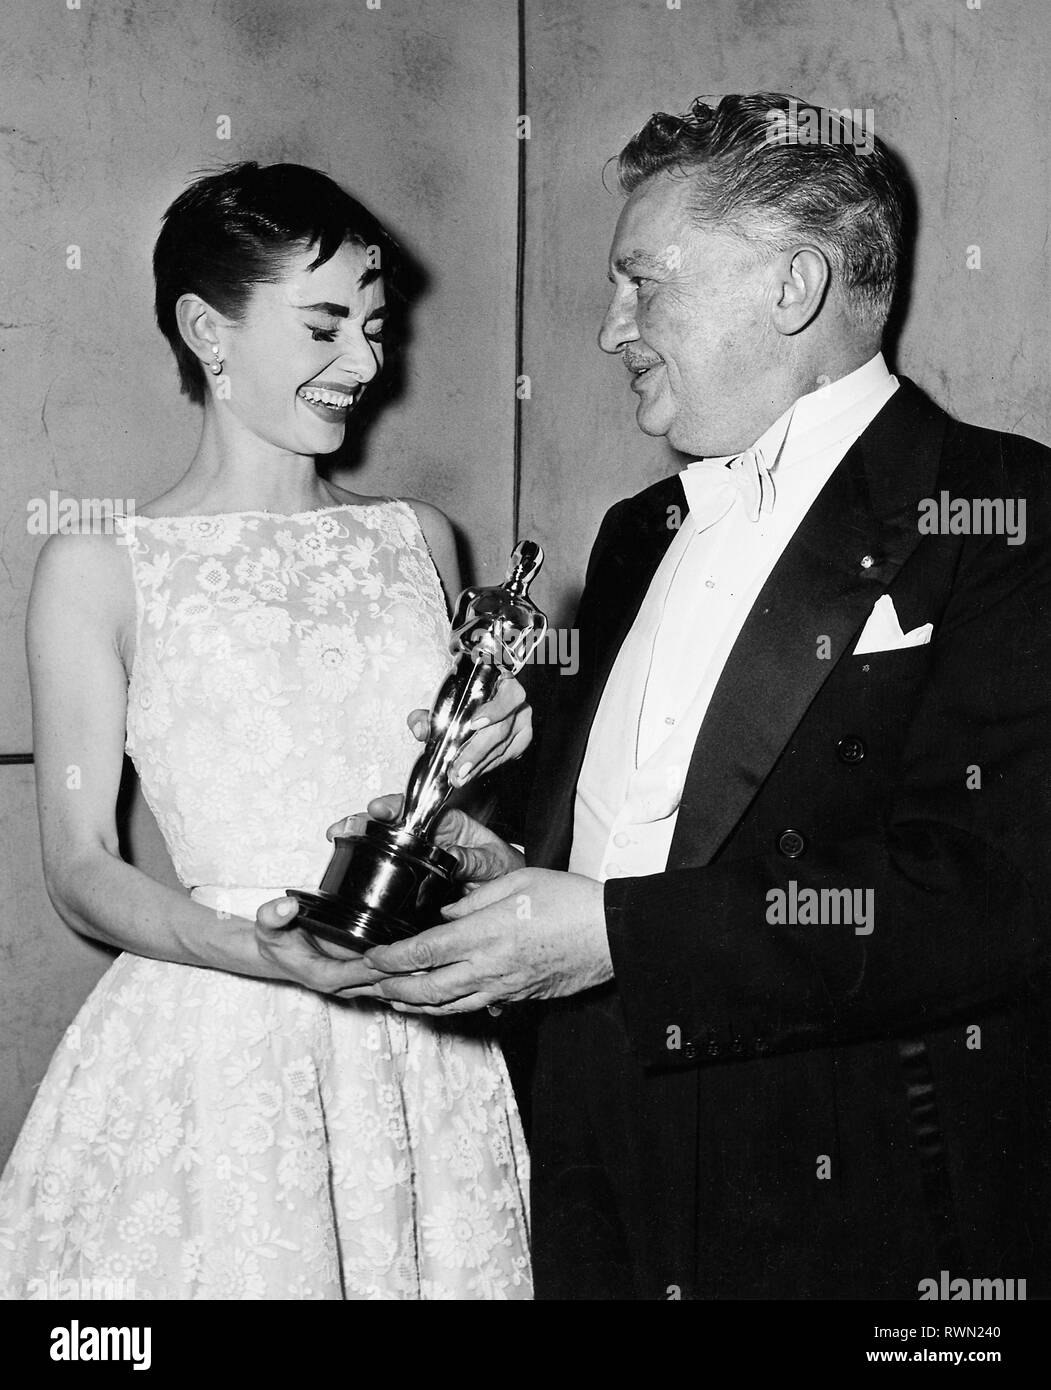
left=190, top=884, right=298, bottom=921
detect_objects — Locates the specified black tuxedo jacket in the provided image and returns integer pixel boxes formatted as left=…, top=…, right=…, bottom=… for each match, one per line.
left=520, top=380, right=1051, bottom=1300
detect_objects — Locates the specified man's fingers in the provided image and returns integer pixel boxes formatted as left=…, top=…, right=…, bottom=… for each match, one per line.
left=429, top=807, right=483, bottom=852
left=441, top=872, right=523, bottom=917
left=325, top=811, right=369, bottom=842
left=371, top=964, right=484, bottom=1007
left=326, top=795, right=403, bottom=841
left=363, top=922, right=465, bottom=974
left=385, top=992, right=494, bottom=1016
left=446, top=844, right=508, bottom=884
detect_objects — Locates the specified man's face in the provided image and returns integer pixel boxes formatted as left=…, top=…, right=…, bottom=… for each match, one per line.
left=599, top=172, right=780, bottom=456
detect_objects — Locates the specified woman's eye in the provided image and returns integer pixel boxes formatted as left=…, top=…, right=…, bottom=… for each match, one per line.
left=309, top=326, right=339, bottom=342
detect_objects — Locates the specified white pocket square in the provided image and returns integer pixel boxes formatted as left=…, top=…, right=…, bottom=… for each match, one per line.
left=853, top=594, right=933, bottom=655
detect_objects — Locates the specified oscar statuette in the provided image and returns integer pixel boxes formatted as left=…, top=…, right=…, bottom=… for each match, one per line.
left=288, top=541, right=547, bottom=954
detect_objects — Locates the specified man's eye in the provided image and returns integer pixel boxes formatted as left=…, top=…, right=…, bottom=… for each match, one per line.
left=364, top=326, right=386, bottom=342
left=309, top=326, right=339, bottom=342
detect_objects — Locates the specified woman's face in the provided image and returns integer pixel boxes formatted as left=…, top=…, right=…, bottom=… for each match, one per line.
left=217, top=239, right=387, bottom=456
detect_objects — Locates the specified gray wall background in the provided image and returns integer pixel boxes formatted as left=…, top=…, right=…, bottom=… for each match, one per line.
left=2, top=0, right=1049, bottom=1160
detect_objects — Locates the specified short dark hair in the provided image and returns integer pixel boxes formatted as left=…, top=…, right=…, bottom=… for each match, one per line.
left=154, top=162, right=404, bottom=404
left=617, top=93, right=907, bottom=331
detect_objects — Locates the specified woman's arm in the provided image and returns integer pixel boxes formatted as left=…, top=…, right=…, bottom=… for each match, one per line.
left=26, top=531, right=378, bottom=995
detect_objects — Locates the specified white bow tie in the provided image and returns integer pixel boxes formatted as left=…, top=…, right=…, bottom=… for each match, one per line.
left=680, top=447, right=776, bottom=526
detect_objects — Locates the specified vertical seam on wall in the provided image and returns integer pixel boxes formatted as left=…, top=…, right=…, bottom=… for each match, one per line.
left=512, top=0, right=527, bottom=543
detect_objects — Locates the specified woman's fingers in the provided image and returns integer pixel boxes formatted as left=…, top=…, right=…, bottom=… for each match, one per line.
left=405, top=679, right=533, bottom=787
left=256, top=895, right=301, bottom=930
left=255, top=898, right=387, bottom=992
left=451, top=678, right=531, bottom=782
left=453, top=704, right=532, bottom=781
left=406, top=709, right=430, bottom=742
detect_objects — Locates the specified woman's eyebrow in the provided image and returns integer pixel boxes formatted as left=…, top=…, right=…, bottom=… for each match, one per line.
left=293, top=302, right=389, bottom=318
left=294, top=300, right=349, bottom=316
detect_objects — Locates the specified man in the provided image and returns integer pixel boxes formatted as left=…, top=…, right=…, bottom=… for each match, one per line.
left=323, top=94, right=1051, bottom=1299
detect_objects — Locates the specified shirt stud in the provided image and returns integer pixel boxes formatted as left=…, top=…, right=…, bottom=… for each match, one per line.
left=860, top=554, right=875, bottom=569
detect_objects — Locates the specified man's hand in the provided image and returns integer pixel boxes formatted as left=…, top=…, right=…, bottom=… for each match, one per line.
left=407, top=673, right=531, bottom=787
left=339, top=868, right=612, bottom=1015
left=327, top=796, right=524, bottom=886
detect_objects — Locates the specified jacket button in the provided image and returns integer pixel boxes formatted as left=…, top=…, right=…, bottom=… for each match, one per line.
left=835, top=736, right=866, bottom=764
left=682, top=1042, right=698, bottom=1061
left=777, top=829, right=806, bottom=858
left=706, top=1036, right=720, bottom=1057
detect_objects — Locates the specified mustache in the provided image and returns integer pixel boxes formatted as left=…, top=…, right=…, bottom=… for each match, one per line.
left=624, top=352, right=662, bottom=373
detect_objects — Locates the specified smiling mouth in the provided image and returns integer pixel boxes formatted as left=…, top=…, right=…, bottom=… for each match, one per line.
left=297, top=385, right=358, bottom=411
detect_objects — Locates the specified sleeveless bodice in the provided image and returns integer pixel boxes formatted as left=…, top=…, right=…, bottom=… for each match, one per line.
left=117, top=502, right=451, bottom=892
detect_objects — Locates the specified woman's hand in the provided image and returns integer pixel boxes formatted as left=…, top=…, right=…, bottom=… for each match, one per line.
left=254, top=798, right=524, bottom=996
left=327, top=796, right=524, bottom=887
left=254, top=896, right=386, bottom=996
left=407, top=674, right=532, bottom=786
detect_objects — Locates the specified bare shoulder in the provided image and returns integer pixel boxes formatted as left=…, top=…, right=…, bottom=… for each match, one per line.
left=400, top=498, right=461, bottom=601
left=29, top=529, right=135, bottom=666
left=401, top=497, right=454, bottom=542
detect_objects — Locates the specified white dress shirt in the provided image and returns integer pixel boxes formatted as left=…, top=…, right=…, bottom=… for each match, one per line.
left=569, top=353, right=899, bottom=883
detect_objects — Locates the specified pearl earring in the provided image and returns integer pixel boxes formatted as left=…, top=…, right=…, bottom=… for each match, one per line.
left=208, top=344, right=224, bottom=376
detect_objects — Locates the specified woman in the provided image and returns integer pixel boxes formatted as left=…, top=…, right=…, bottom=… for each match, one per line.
left=0, top=163, right=533, bottom=1299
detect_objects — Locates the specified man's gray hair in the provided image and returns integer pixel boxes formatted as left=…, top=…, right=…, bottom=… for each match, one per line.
left=617, top=93, right=908, bottom=332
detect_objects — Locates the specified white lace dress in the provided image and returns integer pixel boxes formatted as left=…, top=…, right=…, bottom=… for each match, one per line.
left=0, top=501, right=532, bottom=1300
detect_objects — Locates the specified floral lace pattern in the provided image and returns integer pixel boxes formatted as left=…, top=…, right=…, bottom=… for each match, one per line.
left=0, top=502, right=531, bottom=1300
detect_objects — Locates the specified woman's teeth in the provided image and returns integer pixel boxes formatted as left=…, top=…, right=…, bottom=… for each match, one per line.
left=298, top=387, right=354, bottom=409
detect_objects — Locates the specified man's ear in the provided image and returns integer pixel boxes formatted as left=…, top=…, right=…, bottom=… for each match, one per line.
left=175, top=293, right=229, bottom=369
left=770, top=246, right=830, bottom=336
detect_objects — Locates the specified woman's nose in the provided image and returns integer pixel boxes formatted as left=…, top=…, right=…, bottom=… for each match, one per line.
left=338, top=332, right=381, bottom=383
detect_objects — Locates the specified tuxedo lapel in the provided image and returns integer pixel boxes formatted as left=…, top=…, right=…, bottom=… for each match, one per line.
left=667, top=379, right=947, bottom=871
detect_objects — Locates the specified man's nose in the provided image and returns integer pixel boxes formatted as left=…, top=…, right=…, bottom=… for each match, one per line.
left=598, top=293, right=639, bottom=355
